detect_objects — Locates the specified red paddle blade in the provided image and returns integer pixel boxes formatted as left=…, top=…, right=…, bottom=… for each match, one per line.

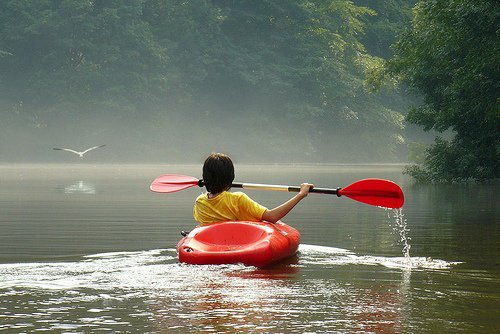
left=338, top=178, right=404, bottom=209
left=150, top=174, right=200, bottom=193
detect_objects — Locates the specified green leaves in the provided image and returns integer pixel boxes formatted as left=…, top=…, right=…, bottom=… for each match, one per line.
left=0, top=0, right=417, bottom=162
left=390, top=0, right=499, bottom=182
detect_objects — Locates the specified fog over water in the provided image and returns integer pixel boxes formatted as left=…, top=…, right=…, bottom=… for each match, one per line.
left=0, top=108, right=440, bottom=164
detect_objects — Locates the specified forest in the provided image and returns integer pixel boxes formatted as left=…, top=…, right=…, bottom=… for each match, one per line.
left=0, top=0, right=497, bottom=182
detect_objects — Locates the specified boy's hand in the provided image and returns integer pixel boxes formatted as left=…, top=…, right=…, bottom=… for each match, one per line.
left=298, top=183, right=314, bottom=198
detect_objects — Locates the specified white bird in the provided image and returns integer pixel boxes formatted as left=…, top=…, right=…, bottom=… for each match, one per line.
left=53, top=145, right=106, bottom=158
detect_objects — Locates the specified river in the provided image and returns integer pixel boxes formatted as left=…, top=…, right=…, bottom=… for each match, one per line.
left=0, top=164, right=498, bottom=333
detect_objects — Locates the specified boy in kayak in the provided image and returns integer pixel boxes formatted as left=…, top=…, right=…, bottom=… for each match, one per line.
left=193, top=153, right=313, bottom=225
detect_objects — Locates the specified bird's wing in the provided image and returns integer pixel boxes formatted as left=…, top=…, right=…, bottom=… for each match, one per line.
left=53, top=148, right=81, bottom=155
left=81, top=145, right=106, bottom=155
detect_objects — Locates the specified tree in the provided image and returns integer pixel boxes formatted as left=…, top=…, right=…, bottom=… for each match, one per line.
left=0, top=0, right=169, bottom=115
left=384, top=0, right=499, bottom=182
left=354, top=0, right=417, bottom=58
left=197, top=0, right=408, bottom=160
left=0, top=0, right=415, bottom=162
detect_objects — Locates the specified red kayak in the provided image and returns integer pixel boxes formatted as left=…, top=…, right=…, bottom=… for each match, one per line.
left=177, top=221, right=300, bottom=268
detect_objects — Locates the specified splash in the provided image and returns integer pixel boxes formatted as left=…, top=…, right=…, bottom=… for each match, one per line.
left=299, top=244, right=459, bottom=270
left=387, top=208, right=411, bottom=267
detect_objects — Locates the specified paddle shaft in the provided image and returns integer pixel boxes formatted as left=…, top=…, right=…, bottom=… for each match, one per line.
left=151, top=174, right=404, bottom=208
left=232, top=182, right=340, bottom=196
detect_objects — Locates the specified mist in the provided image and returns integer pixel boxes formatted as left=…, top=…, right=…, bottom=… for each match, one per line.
left=0, top=0, right=432, bottom=165
left=2, top=100, right=441, bottom=164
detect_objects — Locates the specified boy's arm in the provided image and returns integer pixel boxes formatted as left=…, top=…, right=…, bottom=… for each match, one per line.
left=261, top=183, right=313, bottom=223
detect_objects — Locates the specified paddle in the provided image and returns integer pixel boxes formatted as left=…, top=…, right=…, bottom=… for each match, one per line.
left=150, top=174, right=404, bottom=209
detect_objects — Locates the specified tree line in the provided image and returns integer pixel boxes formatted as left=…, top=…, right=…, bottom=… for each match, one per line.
left=0, top=0, right=497, bottom=181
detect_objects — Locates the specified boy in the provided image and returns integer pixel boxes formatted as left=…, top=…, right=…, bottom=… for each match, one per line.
left=193, top=153, right=313, bottom=225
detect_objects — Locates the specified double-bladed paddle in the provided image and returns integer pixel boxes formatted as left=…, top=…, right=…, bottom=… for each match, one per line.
left=150, top=174, right=404, bottom=209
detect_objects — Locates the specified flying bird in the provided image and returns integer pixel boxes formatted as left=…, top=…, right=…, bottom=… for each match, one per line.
left=53, top=145, right=106, bottom=158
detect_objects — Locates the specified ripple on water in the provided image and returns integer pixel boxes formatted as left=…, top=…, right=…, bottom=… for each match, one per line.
left=0, top=247, right=462, bottom=333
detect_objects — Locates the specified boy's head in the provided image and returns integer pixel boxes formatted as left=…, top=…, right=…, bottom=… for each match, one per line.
left=202, top=153, right=234, bottom=194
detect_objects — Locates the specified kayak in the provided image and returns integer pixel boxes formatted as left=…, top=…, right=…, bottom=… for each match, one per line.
left=177, top=221, right=300, bottom=268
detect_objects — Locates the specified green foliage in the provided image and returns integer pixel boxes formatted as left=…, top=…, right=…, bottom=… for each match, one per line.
left=387, top=0, right=499, bottom=182
left=0, top=0, right=168, bottom=112
left=0, top=0, right=415, bottom=162
left=404, top=136, right=498, bottom=182
left=406, top=141, right=427, bottom=164
left=354, top=0, right=417, bottom=58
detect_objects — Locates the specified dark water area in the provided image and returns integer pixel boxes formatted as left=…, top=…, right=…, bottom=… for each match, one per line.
left=0, top=164, right=498, bottom=333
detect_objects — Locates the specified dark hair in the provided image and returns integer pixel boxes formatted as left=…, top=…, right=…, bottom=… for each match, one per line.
left=202, top=153, right=234, bottom=194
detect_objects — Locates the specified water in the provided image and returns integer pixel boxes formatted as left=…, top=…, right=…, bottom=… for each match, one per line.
left=388, top=209, right=411, bottom=264
left=0, top=164, right=498, bottom=333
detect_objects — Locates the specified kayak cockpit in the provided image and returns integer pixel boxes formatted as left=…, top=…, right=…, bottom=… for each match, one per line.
left=192, top=222, right=274, bottom=246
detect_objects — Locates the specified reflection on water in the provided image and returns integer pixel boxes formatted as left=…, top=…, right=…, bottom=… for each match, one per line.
left=63, top=180, right=96, bottom=194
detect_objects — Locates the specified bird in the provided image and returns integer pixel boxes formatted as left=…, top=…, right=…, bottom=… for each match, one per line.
left=53, top=145, right=106, bottom=158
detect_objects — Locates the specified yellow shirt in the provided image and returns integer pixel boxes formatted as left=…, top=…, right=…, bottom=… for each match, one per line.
left=193, top=191, right=268, bottom=225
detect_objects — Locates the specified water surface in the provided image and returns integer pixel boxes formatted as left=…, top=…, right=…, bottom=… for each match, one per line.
left=0, top=164, right=498, bottom=333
